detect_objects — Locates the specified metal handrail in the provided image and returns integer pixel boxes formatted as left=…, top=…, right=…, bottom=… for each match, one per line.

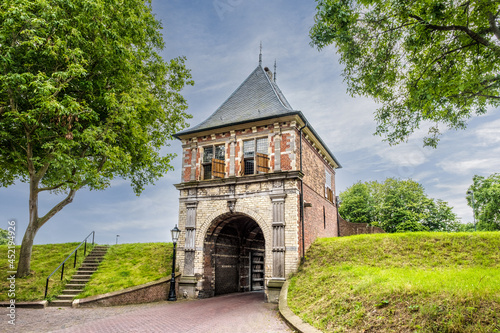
left=44, top=231, right=95, bottom=299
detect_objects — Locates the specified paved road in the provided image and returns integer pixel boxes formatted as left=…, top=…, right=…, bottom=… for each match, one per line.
left=2, top=292, right=293, bottom=333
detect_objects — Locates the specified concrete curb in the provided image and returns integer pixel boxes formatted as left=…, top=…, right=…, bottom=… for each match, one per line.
left=278, top=281, right=322, bottom=333
left=0, top=300, right=48, bottom=308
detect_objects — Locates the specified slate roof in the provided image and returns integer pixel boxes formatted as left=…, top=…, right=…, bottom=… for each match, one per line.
left=175, top=65, right=296, bottom=136
left=175, top=63, right=342, bottom=168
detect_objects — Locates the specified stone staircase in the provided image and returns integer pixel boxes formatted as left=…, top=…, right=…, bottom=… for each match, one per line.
left=49, top=245, right=109, bottom=307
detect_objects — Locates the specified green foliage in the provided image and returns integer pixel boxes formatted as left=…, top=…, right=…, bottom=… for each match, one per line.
left=0, top=228, right=8, bottom=245
left=0, top=0, right=193, bottom=276
left=0, top=0, right=193, bottom=193
left=288, top=232, right=500, bottom=332
left=76, top=242, right=172, bottom=298
left=339, top=178, right=460, bottom=232
left=310, top=0, right=500, bottom=147
left=467, top=173, right=500, bottom=231
left=0, top=242, right=93, bottom=301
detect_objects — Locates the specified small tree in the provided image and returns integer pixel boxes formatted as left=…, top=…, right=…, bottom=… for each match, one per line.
left=467, top=173, right=500, bottom=231
left=0, top=0, right=193, bottom=277
left=0, top=228, right=9, bottom=245
left=310, top=0, right=500, bottom=147
left=339, top=178, right=460, bottom=232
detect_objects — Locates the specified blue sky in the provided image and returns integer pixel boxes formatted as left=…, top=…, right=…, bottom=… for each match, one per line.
left=2, top=0, right=499, bottom=245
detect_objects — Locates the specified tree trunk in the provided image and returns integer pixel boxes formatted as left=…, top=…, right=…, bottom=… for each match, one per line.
left=17, top=177, right=40, bottom=277
left=17, top=223, right=38, bottom=277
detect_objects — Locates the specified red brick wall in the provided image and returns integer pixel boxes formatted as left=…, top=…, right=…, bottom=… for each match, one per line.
left=280, top=133, right=293, bottom=171
left=338, top=216, right=385, bottom=236
left=303, top=184, right=338, bottom=252
left=182, top=148, right=192, bottom=182
left=297, top=129, right=338, bottom=253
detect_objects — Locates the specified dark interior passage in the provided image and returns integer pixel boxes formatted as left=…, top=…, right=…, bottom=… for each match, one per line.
left=202, top=213, right=265, bottom=298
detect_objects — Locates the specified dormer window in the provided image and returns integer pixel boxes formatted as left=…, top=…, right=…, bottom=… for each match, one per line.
left=242, top=138, right=269, bottom=175
left=202, top=145, right=225, bottom=180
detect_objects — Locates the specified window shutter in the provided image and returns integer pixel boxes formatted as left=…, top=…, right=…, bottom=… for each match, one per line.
left=256, top=153, right=270, bottom=173
left=212, top=159, right=225, bottom=178
left=239, top=157, right=244, bottom=176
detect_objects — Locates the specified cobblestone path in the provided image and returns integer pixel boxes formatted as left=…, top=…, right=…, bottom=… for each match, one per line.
left=2, top=292, right=293, bottom=333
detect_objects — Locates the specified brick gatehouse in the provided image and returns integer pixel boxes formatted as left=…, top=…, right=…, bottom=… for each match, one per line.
left=174, top=57, right=342, bottom=302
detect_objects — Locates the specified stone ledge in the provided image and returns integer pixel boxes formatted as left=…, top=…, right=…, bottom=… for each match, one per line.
left=0, top=300, right=48, bottom=309
left=73, top=273, right=181, bottom=308
left=278, top=280, right=322, bottom=333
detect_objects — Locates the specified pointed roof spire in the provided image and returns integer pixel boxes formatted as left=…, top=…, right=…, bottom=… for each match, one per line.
left=274, top=59, right=277, bottom=83
left=259, top=42, right=262, bottom=66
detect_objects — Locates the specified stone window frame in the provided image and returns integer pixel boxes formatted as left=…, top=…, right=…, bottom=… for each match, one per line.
left=241, top=137, right=270, bottom=175
left=201, top=144, right=225, bottom=180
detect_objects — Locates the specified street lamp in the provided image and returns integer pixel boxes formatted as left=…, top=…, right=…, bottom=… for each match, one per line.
left=467, top=190, right=477, bottom=231
left=168, top=225, right=180, bottom=301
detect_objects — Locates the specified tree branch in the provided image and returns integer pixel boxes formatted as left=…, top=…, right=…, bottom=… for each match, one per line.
left=409, top=14, right=494, bottom=47
left=38, top=181, right=71, bottom=192
left=37, top=188, right=77, bottom=229
left=413, top=41, right=479, bottom=87
left=488, top=12, right=500, bottom=40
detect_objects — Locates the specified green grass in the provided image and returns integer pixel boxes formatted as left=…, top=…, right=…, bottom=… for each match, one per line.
left=0, top=242, right=94, bottom=301
left=76, top=242, right=173, bottom=299
left=288, top=232, right=500, bottom=332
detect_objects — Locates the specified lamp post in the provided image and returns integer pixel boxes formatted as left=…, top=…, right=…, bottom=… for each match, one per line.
left=168, top=225, right=180, bottom=301
left=467, top=190, right=477, bottom=232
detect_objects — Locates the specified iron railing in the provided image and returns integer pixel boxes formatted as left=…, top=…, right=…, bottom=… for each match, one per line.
left=44, top=231, right=95, bottom=299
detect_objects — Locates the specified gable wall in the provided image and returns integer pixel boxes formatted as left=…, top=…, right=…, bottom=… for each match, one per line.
left=296, top=129, right=338, bottom=253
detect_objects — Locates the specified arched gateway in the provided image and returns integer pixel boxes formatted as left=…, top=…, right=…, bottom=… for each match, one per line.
left=202, top=213, right=265, bottom=297
left=174, top=56, right=341, bottom=302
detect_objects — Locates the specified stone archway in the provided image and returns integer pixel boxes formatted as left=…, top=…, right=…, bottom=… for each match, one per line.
left=200, top=213, right=265, bottom=298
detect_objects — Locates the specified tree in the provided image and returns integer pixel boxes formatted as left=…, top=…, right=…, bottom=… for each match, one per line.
left=339, top=178, right=460, bottom=232
left=337, top=181, right=374, bottom=223
left=0, top=0, right=193, bottom=277
left=310, top=0, right=500, bottom=147
left=467, top=173, right=500, bottom=230
left=0, top=228, right=8, bottom=245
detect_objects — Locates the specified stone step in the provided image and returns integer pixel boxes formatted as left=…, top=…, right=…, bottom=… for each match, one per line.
left=76, top=270, right=96, bottom=274
left=61, top=289, right=83, bottom=295
left=71, top=274, right=90, bottom=282
left=56, top=295, right=77, bottom=300
left=49, top=300, right=73, bottom=307
left=80, top=263, right=99, bottom=267
left=69, top=279, right=90, bottom=285
left=65, top=284, right=85, bottom=290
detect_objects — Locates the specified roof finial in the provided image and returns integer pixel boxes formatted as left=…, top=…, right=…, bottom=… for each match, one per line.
left=274, top=59, right=277, bottom=83
left=259, top=42, right=262, bottom=66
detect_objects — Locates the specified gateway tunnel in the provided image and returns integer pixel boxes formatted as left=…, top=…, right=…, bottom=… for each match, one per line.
left=201, top=213, right=265, bottom=298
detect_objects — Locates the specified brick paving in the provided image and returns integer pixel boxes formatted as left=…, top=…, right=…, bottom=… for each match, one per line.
left=2, top=292, right=293, bottom=333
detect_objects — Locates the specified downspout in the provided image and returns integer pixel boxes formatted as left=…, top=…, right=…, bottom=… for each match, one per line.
left=299, top=122, right=307, bottom=261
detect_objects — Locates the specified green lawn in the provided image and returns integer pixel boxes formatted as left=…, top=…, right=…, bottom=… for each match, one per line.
left=288, top=232, right=500, bottom=333
left=0, top=242, right=94, bottom=301
left=76, top=242, right=173, bottom=299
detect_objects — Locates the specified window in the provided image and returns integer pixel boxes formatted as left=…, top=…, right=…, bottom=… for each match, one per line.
left=202, top=145, right=225, bottom=180
left=325, top=168, right=334, bottom=202
left=241, top=138, right=269, bottom=175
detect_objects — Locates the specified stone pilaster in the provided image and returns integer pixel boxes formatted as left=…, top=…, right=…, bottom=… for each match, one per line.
left=274, top=134, right=281, bottom=172
left=270, top=193, right=286, bottom=278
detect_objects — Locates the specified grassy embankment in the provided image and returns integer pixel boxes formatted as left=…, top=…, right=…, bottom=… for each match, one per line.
left=76, top=242, right=173, bottom=298
left=0, top=242, right=172, bottom=301
left=288, top=232, right=500, bottom=333
left=0, top=242, right=94, bottom=301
